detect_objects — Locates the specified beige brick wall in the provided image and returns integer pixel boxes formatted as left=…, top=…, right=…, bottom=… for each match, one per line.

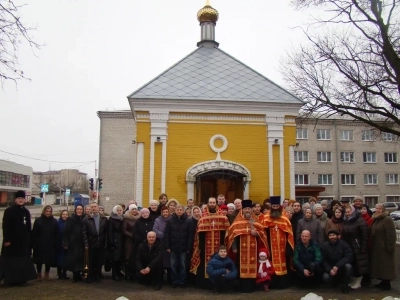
left=295, top=118, right=400, bottom=204
left=98, top=111, right=136, bottom=213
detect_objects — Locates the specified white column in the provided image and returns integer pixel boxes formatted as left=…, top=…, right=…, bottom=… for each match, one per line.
left=135, top=143, right=144, bottom=207
left=149, top=137, right=155, bottom=202
left=268, top=142, right=274, bottom=197
left=187, top=180, right=195, bottom=200
left=289, top=146, right=295, bottom=199
left=280, top=141, right=285, bottom=199
left=161, top=140, right=167, bottom=192
left=244, top=181, right=249, bottom=199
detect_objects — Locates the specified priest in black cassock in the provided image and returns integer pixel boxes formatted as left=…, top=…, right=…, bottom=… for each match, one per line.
left=0, top=190, right=36, bottom=285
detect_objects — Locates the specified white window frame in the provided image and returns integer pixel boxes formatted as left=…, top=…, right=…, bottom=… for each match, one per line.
left=317, top=151, right=332, bottom=162
left=340, top=152, right=354, bottom=163
left=317, top=129, right=331, bottom=140
left=384, top=152, right=398, bottom=163
left=318, top=174, right=333, bottom=185
left=341, top=174, right=356, bottom=185
left=296, top=128, right=308, bottom=140
left=294, top=151, right=309, bottom=162
left=386, top=174, right=399, bottom=185
left=363, top=152, right=376, bottom=163
left=362, top=130, right=375, bottom=141
left=340, top=130, right=353, bottom=141
left=386, top=195, right=400, bottom=202
left=364, top=174, right=378, bottom=185
left=295, top=174, right=309, bottom=185
left=382, top=132, right=396, bottom=142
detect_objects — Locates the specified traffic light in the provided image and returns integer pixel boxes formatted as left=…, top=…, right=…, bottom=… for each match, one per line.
left=98, top=178, right=103, bottom=190
left=89, top=178, right=94, bottom=190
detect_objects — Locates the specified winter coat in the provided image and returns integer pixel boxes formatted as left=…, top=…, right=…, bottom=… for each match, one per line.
left=56, top=218, right=67, bottom=268
left=314, top=212, right=328, bottom=241
left=122, top=212, right=139, bottom=261
left=324, top=217, right=343, bottom=240
left=320, top=239, right=353, bottom=273
left=293, top=240, right=322, bottom=272
left=149, top=208, right=160, bottom=221
left=136, top=240, right=163, bottom=271
left=62, top=215, right=85, bottom=272
left=164, top=213, right=194, bottom=253
left=341, top=210, right=369, bottom=276
left=256, top=259, right=275, bottom=284
left=206, top=252, right=238, bottom=284
left=291, top=210, right=303, bottom=239
left=153, top=215, right=170, bottom=240
left=0, top=204, right=37, bottom=284
left=82, top=214, right=108, bottom=248
left=361, top=213, right=373, bottom=227
left=296, top=217, right=323, bottom=246
left=132, top=217, right=155, bottom=251
left=370, top=212, right=397, bottom=280
left=32, top=215, right=58, bottom=266
left=107, top=214, right=124, bottom=262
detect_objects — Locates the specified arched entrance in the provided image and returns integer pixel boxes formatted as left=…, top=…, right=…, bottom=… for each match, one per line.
left=186, top=160, right=251, bottom=205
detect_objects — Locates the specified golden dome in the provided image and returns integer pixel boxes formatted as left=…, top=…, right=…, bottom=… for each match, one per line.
left=197, top=1, right=219, bottom=24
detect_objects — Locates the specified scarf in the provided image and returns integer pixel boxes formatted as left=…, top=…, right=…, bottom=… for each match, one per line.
left=258, top=259, right=272, bottom=273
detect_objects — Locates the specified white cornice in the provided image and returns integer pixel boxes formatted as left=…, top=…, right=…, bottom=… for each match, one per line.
left=97, top=111, right=133, bottom=119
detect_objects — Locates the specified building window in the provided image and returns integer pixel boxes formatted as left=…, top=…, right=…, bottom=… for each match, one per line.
left=362, top=130, right=375, bottom=141
left=365, top=197, right=379, bottom=207
left=0, top=171, right=29, bottom=188
left=294, top=151, right=309, bottom=162
left=382, top=132, right=396, bottom=142
left=340, top=152, right=354, bottom=163
left=340, top=130, right=353, bottom=141
left=386, top=174, right=399, bottom=185
left=295, top=174, right=309, bottom=185
left=363, top=152, right=376, bottom=163
left=317, top=151, right=332, bottom=162
left=317, top=129, right=331, bottom=140
left=384, top=152, right=398, bottom=163
left=318, top=174, right=333, bottom=185
left=341, top=174, right=355, bottom=185
left=387, top=195, right=400, bottom=202
left=364, top=174, right=378, bottom=185
left=296, top=128, right=308, bottom=139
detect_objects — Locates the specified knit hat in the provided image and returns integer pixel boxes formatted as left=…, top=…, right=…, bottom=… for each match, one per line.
left=129, top=204, right=138, bottom=211
left=220, top=204, right=228, bottom=210
left=353, top=195, right=363, bottom=203
left=140, top=208, right=150, bottom=216
left=15, top=190, right=26, bottom=199
left=149, top=199, right=160, bottom=206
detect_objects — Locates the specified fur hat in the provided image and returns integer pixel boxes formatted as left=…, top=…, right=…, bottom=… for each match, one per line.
left=166, top=199, right=179, bottom=207
left=242, top=199, right=253, bottom=209
left=149, top=199, right=159, bottom=206
left=15, top=190, right=26, bottom=199
left=270, top=196, right=281, bottom=205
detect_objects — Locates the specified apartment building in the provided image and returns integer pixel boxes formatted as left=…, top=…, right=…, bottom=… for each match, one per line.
left=294, top=117, right=400, bottom=207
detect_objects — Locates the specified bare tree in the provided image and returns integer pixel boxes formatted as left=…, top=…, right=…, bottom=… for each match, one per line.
left=0, top=0, right=39, bottom=84
left=282, top=0, right=400, bottom=136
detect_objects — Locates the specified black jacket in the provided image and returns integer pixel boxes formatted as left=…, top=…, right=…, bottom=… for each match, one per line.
left=132, top=217, right=155, bottom=249
left=320, top=239, right=353, bottom=272
left=82, top=214, right=108, bottom=248
left=107, top=215, right=124, bottom=262
left=164, top=213, right=193, bottom=253
left=1, top=204, right=32, bottom=257
left=136, top=240, right=163, bottom=271
left=32, top=215, right=58, bottom=266
left=62, top=215, right=85, bottom=272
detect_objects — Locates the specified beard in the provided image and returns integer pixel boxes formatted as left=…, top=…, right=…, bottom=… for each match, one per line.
left=208, top=205, right=217, bottom=213
left=244, top=212, right=252, bottom=219
left=270, top=207, right=282, bottom=219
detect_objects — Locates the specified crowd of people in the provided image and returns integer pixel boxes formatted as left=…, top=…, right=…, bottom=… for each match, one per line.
left=0, top=190, right=397, bottom=295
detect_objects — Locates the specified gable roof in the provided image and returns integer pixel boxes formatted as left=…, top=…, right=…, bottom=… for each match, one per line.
left=128, top=46, right=302, bottom=104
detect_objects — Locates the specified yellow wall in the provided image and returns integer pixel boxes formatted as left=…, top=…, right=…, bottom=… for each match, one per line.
left=165, top=122, right=269, bottom=204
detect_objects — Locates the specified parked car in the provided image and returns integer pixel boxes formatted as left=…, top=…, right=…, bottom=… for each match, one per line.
left=390, top=210, right=400, bottom=221
left=383, top=202, right=400, bottom=213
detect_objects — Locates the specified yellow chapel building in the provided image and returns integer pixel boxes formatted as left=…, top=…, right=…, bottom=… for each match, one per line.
left=98, top=2, right=303, bottom=209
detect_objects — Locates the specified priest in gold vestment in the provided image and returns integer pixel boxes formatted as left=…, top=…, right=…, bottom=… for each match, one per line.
left=190, top=197, right=230, bottom=289
left=226, top=199, right=269, bottom=293
left=262, top=196, right=295, bottom=289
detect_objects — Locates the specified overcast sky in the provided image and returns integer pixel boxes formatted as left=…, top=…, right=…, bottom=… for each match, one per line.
left=0, top=0, right=315, bottom=177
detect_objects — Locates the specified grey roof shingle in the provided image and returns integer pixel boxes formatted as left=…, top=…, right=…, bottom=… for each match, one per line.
left=128, top=46, right=302, bottom=103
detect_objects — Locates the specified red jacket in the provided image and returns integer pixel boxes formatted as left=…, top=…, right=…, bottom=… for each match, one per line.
left=256, top=260, right=275, bottom=284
